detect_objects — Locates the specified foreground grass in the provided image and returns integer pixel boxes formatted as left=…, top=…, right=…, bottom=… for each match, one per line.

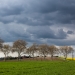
left=0, top=60, right=75, bottom=75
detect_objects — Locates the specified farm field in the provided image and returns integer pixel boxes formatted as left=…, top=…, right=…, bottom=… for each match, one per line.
left=0, top=60, right=75, bottom=75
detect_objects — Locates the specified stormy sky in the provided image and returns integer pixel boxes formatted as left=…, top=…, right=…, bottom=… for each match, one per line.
left=0, top=0, right=75, bottom=46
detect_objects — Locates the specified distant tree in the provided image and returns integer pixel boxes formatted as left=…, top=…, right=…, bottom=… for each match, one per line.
left=38, top=44, right=49, bottom=60
left=26, top=47, right=32, bottom=57
left=68, top=46, right=74, bottom=60
left=60, top=46, right=73, bottom=59
left=48, top=45, right=58, bottom=60
left=1, top=44, right=10, bottom=61
left=26, top=43, right=38, bottom=59
left=12, top=39, right=27, bottom=60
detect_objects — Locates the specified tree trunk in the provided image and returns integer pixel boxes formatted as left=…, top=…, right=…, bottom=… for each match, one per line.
left=40, top=55, right=42, bottom=61
left=44, top=55, right=45, bottom=60
left=65, top=53, right=67, bottom=60
left=4, top=54, right=6, bottom=61
left=32, top=53, right=34, bottom=60
left=72, top=50, right=74, bottom=60
left=18, top=51, right=21, bottom=61
left=51, top=54, right=53, bottom=60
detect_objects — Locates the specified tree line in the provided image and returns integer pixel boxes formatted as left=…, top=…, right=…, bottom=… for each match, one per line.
left=0, top=38, right=74, bottom=61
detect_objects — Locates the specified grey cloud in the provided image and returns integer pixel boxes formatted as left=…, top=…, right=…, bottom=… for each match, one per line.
left=0, top=0, right=75, bottom=25
left=30, top=0, right=75, bottom=25
left=0, top=23, right=74, bottom=46
left=0, top=24, right=29, bottom=42
left=27, top=26, right=55, bottom=38
left=15, top=13, right=53, bottom=26
left=56, top=29, right=67, bottom=39
left=67, top=30, right=74, bottom=34
left=47, top=39, right=75, bottom=46
left=0, top=5, right=24, bottom=17
left=0, top=24, right=68, bottom=42
left=0, top=16, right=15, bottom=24
left=27, top=26, right=68, bottom=39
left=3, top=7, right=23, bottom=16
left=0, top=0, right=75, bottom=46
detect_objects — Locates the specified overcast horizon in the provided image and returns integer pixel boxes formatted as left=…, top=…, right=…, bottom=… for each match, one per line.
left=0, top=0, right=75, bottom=48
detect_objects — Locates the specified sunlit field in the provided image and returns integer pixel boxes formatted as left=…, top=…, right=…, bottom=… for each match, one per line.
left=0, top=60, right=75, bottom=75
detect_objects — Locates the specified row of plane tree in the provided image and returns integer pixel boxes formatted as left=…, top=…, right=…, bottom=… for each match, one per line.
left=0, top=38, right=74, bottom=61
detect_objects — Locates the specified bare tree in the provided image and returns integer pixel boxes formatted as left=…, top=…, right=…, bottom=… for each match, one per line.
left=26, top=43, right=38, bottom=59
left=38, top=44, right=49, bottom=60
left=48, top=45, right=58, bottom=60
left=1, top=44, right=10, bottom=61
left=68, top=46, right=74, bottom=60
left=60, top=46, right=73, bottom=60
left=12, top=39, right=27, bottom=60
left=26, top=47, right=32, bottom=58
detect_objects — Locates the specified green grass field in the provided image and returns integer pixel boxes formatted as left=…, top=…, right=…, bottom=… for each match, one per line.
left=0, top=60, right=75, bottom=75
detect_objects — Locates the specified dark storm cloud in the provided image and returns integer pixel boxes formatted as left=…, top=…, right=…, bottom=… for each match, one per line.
left=27, top=26, right=68, bottom=39
left=67, top=31, right=74, bottom=34
left=0, top=0, right=75, bottom=25
left=0, top=16, right=15, bottom=24
left=0, top=0, right=26, bottom=15
left=33, top=0, right=75, bottom=25
left=27, top=26, right=55, bottom=38
left=56, top=29, right=68, bottom=39
left=0, top=6, right=23, bottom=16
left=0, top=0, right=75, bottom=46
